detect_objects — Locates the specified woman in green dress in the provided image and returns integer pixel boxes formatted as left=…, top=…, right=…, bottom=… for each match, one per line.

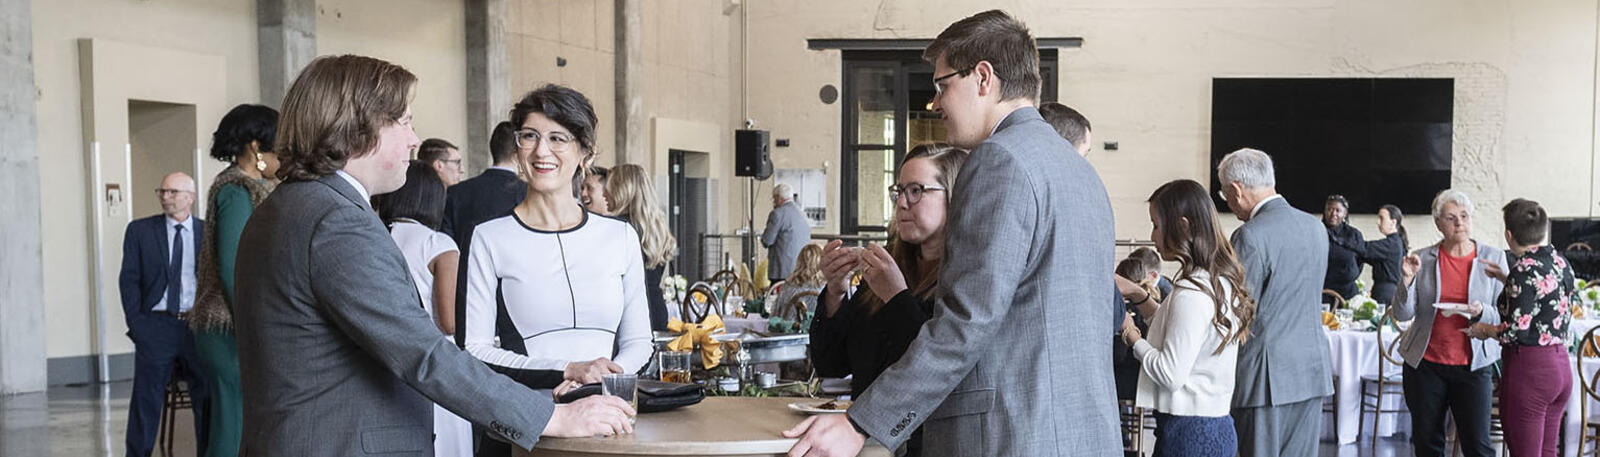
left=190, top=104, right=278, bottom=457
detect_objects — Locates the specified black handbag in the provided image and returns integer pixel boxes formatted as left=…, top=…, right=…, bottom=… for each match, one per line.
left=556, top=379, right=705, bottom=413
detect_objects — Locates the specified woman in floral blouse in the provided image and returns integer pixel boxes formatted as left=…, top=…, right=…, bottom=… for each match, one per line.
left=1469, top=198, right=1578, bottom=457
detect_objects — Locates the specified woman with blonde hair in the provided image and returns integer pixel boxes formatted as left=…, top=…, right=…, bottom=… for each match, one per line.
left=604, top=163, right=677, bottom=331
left=770, top=244, right=826, bottom=320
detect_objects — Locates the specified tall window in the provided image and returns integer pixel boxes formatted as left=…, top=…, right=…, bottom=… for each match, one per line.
left=840, top=49, right=1058, bottom=234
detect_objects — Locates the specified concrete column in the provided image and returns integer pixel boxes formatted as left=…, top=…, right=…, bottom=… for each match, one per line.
left=465, top=0, right=509, bottom=175
left=614, top=0, right=643, bottom=167
left=258, top=0, right=316, bottom=109
left=0, top=0, right=48, bottom=395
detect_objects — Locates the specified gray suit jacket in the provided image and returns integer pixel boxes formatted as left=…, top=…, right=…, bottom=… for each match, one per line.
left=1392, top=241, right=1505, bottom=371
left=1231, top=197, right=1336, bottom=408
left=847, top=107, right=1122, bottom=456
left=234, top=175, right=552, bottom=456
left=762, top=200, right=811, bottom=280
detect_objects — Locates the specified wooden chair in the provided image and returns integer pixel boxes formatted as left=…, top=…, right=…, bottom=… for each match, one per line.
left=680, top=282, right=723, bottom=323
left=1118, top=399, right=1149, bottom=455
left=1361, top=308, right=1408, bottom=453
left=709, top=269, right=749, bottom=299
left=1323, top=289, right=1348, bottom=309
left=157, top=361, right=195, bottom=457
left=1571, top=241, right=1594, bottom=251
left=1578, top=326, right=1600, bottom=456
left=775, top=290, right=820, bottom=330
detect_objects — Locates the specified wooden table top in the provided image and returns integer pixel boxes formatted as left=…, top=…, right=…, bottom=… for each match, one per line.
left=525, top=397, right=889, bottom=456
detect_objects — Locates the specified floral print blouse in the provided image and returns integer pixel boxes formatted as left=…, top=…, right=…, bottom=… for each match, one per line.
left=1499, top=245, right=1579, bottom=347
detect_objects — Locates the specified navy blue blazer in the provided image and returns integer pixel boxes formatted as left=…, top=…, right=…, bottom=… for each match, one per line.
left=119, top=214, right=204, bottom=325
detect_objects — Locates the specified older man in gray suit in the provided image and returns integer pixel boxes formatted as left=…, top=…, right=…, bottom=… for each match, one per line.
left=234, top=55, right=631, bottom=456
left=1216, top=148, right=1335, bottom=457
left=763, top=183, right=811, bottom=282
left=786, top=10, right=1121, bottom=457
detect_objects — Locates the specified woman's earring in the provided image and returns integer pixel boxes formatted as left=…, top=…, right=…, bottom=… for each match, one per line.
left=256, top=157, right=268, bottom=172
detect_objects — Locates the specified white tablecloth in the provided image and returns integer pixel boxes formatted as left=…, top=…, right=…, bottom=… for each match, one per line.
left=1560, top=316, right=1600, bottom=457
left=1325, top=328, right=1410, bottom=444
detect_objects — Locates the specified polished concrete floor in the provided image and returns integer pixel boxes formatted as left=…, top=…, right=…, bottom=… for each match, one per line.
left=0, top=381, right=1422, bottom=457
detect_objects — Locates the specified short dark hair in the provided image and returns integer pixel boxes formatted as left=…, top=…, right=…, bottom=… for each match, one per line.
left=923, top=10, right=1041, bottom=103
left=588, top=166, right=609, bottom=185
left=275, top=55, right=416, bottom=181
left=1038, top=102, right=1090, bottom=148
left=510, top=84, right=598, bottom=153
left=417, top=138, right=457, bottom=163
left=489, top=121, right=518, bottom=164
left=372, top=161, right=447, bottom=230
left=1129, top=246, right=1162, bottom=273
left=1502, top=198, right=1549, bottom=246
left=209, top=104, right=279, bottom=162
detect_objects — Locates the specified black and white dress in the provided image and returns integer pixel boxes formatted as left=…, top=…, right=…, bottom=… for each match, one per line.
left=463, top=209, right=653, bottom=379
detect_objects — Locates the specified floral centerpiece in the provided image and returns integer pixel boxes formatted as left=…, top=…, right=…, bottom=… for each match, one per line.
left=661, top=274, right=688, bottom=311
left=1348, top=294, right=1381, bottom=327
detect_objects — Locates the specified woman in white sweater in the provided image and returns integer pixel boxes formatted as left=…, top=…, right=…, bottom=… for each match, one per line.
left=1120, top=179, right=1257, bottom=457
left=463, top=84, right=652, bottom=394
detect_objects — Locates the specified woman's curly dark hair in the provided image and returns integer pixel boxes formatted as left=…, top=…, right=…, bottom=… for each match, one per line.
left=209, top=104, right=278, bottom=162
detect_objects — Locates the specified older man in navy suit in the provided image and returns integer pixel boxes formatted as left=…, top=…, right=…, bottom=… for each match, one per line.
left=119, top=171, right=211, bottom=457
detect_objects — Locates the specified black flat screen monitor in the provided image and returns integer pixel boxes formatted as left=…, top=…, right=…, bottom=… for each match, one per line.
left=1210, top=78, right=1453, bottom=215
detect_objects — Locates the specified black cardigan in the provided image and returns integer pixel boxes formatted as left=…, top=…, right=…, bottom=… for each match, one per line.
left=808, top=285, right=931, bottom=397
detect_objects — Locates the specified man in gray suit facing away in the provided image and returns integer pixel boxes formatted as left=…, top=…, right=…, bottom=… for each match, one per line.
left=1215, top=148, right=1334, bottom=457
left=234, top=54, right=632, bottom=456
left=786, top=10, right=1121, bottom=457
left=763, top=182, right=811, bottom=282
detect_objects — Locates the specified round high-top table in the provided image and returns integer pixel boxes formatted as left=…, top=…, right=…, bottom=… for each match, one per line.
left=521, top=397, right=891, bottom=457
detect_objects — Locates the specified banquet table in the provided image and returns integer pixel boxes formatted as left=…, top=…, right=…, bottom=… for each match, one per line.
left=520, top=397, right=890, bottom=456
left=1325, top=327, right=1409, bottom=444
left=1559, top=317, right=1600, bottom=456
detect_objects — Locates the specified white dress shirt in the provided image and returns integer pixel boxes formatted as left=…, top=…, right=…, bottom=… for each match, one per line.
left=153, top=215, right=198, bottom=313
left=1249, top=194, right=1284, bottom=220
left=335, top=170, right=371, bottom=203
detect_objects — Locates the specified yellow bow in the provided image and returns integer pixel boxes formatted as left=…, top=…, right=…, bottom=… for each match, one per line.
left=667, top=313, right=726, bottom=369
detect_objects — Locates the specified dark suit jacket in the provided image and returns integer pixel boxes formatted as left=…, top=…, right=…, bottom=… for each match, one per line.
left=443, top=168, right=526, bottom=347
left=119, top=214, right=204, bottom=329
left=234, top=174, right=550, bottom=455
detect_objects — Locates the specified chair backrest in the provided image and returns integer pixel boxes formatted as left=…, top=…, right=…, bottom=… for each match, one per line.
left=1570, top=241, right=1594, bottom=252
left=1376, top=307, right=1409, bottom=376
left=1322, top=289, right=1347, bottom=309
left=710, top=269, right=750, bottom=300
left=1579, top=326, right=1600, bottom=405
left=779, top=290, right=821, bottom=323
left=681, top=282, right=723, bottom=323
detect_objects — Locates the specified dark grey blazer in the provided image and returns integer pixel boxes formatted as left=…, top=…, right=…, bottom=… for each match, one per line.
left=847, top=107, right=1122, bottom=456
left=234, top=174, right=552, bottom=456
left=1230, top=197, right=1336, bottom=408
left=762, top=200, right=811, bottom=280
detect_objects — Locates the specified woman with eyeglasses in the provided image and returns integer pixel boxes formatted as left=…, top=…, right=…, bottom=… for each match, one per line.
left=808, top=143, right=968, bottom=457
left=189, top=103, right=279, bottom=457
left=461, top=85, right=651, bottom=420
left=1393, top=189, right=1507, bottom=457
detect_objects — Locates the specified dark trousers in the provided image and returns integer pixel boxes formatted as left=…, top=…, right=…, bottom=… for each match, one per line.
left=1501, top=344, right=1572, bottom=457
left=126, top=313, right=210, bottom=457
left=1153, top=412, right=1237, bottom=457
left=1403, top=360, right=1495, bottom=457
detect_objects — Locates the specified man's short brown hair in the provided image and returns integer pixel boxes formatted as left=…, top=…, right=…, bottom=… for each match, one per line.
left=275, top=55, right=416, bottom=181
left=1502, top=198, right=1549, bottom=246
left=923, top=10, right=1041, bottom=103
left=417, top=138, right=457, bottom=163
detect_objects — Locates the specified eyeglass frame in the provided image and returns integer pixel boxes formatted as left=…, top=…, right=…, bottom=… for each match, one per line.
left=888, top=182, right=948, bottom=205
left=514, top=128, right=576, bottom=152
left=932, top=66, right=976, bottom=95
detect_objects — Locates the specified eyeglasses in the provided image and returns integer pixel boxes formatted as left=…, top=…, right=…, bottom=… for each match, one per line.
left=932, top=67, right=975, bottom=95
left=154, top=188, right=190, bottom=196
left=515, top=129, right=574, bottom=152
left=1439, top=213, right=1471, bottom=224
left=439, top=158, right=463, bottom=168
left=889, top=183, right=947, bottom=205
left=1216, top=189, right=1228, bottom=201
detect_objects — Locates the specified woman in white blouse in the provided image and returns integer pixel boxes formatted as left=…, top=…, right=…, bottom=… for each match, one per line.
left=464, top=84, right=651, bottom=392
left=372, top=161, right=469, bottom=457
left=1120, top=179, right=1257, bottom=457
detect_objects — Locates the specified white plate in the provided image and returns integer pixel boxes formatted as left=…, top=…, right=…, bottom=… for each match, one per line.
left=1435, top=302, right=1473, bottom=318
left=788, top=400, right=851, bottom=415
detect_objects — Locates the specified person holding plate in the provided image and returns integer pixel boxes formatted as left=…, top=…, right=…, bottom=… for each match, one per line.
left=1393, top=189, right=1507, bottom=457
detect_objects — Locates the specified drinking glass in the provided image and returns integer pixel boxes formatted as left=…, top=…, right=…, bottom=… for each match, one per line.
left=659, top=350, right=693, bottom=383
left=602, top=373, right=638, bottom=417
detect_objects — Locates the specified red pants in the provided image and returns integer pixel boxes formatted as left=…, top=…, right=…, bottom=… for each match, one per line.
left=1501, top=344, right=1572, bottom=457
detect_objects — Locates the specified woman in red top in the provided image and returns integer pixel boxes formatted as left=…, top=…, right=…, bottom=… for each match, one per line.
left=1392, top=189, right=1508, bottom=457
